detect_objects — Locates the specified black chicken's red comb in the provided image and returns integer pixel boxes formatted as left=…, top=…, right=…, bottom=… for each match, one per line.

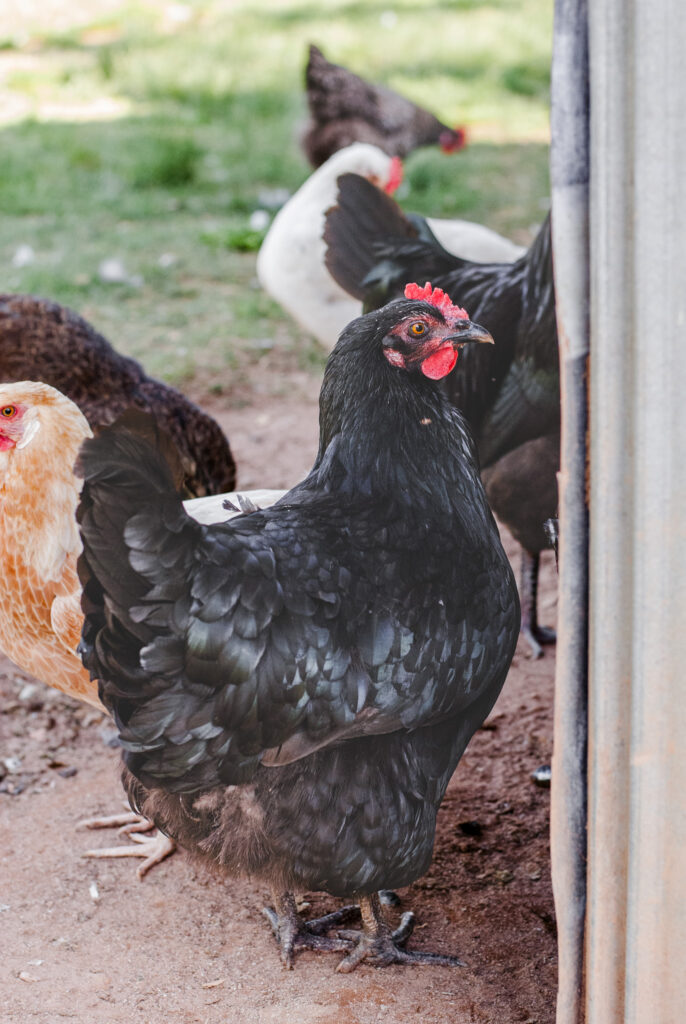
left=404, top=282, right=468, bottom=320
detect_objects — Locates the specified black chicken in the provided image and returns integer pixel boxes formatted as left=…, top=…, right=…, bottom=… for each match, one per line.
left=324, top=175, right=559, bottom=657
left=76, top=288, right=519, bottom=972
left=303, top=44, right=466, bottom=167
left=0, top=294, right=236, bottom=497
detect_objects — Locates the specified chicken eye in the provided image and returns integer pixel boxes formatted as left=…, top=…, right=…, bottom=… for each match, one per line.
left=1, top=406, right=16, bottom=418
left=410, top=322, right=427, bottom=336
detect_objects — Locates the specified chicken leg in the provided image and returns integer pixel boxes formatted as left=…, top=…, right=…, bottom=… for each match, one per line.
left=263, top=890, right=360, bottom=967
left=520, top=549, right=556, bottom=659
left=78, top=807, right=176, bottom=879
left=335, top=892, right=465, bottom=972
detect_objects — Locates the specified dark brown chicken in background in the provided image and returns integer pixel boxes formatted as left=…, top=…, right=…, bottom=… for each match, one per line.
left=77, top=293, right=519, bottom=972
left=0, top=294, right=235, bottom=497
left=302, top=44, right=466, bottom=167
left=324, top=175, right=559, bottom=657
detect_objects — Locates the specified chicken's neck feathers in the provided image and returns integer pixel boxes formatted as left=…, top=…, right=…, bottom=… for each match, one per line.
left=309, top=338, right=490, bottom=538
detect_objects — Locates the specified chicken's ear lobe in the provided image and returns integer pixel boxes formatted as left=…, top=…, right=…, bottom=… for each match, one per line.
left=383, top=347, right=407, bottom=369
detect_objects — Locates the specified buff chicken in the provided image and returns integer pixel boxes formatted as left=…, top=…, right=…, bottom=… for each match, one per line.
left=0, top=380, right=280, bottom=875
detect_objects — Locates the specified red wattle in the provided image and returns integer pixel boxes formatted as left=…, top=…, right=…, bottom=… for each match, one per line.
left=420, top=345, right=458, bottom=380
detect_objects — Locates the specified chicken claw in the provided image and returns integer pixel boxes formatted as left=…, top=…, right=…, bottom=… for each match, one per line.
left=335, top=893, right=465, bottom=973
left=78, top=808, right=150, bottom=833
left=522, top=623, right=557, bottom=660
left=263, top=891, right=359, bottom=968
left=78, top=807, right=176, bottom=879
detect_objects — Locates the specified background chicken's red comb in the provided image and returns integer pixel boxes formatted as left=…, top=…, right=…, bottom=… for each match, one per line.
left=404, top=282, right=468, bottom=320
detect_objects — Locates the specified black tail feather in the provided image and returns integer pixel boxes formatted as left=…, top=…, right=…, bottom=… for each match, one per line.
left=97, top=408, right=188, bottom=491
left=76, top=412, right=195, bottom=707
left=324, top=173, right=418, bottom=301
left=324, top=173, right=464, bottom=311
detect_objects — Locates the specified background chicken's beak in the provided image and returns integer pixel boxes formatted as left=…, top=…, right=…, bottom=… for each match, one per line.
left=449, top=321, right=494, bottom=346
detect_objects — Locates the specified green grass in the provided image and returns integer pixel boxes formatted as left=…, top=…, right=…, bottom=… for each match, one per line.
left=0, top=0, right=553, bottom=399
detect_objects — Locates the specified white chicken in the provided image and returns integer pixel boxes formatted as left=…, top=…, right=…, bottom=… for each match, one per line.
left=257, top=142, right=524, bottom=349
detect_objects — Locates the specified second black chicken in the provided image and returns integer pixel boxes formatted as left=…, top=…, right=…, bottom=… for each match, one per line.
left=325, top=175, right=559, bottom=656
left=77, top=287, right=519, bottom=972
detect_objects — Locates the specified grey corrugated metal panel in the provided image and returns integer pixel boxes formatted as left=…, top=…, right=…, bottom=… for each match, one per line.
left=625, top=0, right=686, bottom=1015
left=549, top=2, right=590, bottom=1023
left=586, top=0, right=634, bottom=1019
left=587, top=0, right=686, bottom=1021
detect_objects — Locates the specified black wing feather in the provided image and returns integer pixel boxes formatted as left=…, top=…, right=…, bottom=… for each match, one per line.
left=78, top=416, right=507, bottom=794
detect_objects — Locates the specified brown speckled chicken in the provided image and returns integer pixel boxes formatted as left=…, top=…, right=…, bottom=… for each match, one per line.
left=0, top=381, right=176, bottom=874
left=302, top=44, right=466, bottom=167
left=0, top=294, right=236, bottom=498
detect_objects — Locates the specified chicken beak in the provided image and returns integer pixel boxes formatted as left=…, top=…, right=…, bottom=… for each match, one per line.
left=418, top=319, right=494, bottom=379
left=448, top=320, right=494, bottom=347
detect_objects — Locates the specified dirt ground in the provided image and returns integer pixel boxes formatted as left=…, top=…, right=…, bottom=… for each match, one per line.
left=0, top=374, right=558, bottom=1024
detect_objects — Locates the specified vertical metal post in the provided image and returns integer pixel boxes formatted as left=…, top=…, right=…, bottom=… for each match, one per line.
left=585, top=1, right=634, bottom=1018
left=549, top=2, right=590, bottom=1023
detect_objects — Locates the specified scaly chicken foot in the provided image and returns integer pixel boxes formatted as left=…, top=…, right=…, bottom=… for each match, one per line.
left=79, top=809, right=151, bottom=833
left=520, top=549, right=556, bottom=659
left=263, top=890, right=359, bottom=968
left=335, top=892, right=465, bottom=973
left=78, top=806, right=176, bottom=879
